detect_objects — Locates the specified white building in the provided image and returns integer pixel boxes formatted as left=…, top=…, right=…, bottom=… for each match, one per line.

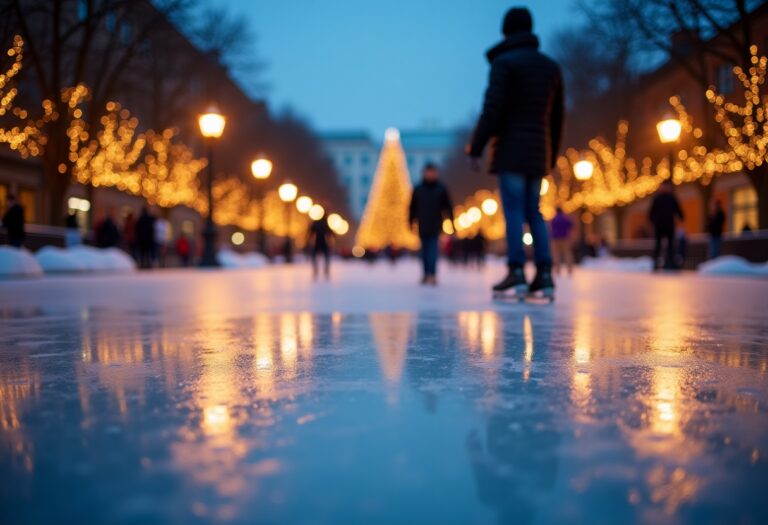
left=321, top=128, right=460, bottom=220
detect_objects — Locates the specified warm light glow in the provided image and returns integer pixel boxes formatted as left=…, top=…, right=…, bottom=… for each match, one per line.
left=467, top=206, right=482, bottom=223
left=296, top=196, right=313, bottom=213
left=251, top=157, right=272, bottom=179
left=231, top=231, right=245, bottom=246
left=442, top=218, right=454, bottom=235
left=198, top=106, right=226, bottom=139
left=309, top=204, right=325, bottom=221
left=278, top=182, right=298, bottom=202
left=657, top=118, right=682, bottom=144
left=334, top=220, right=350, bottom=235
left=352, top=245, right=365, bottom=257
left=574, top=160, right=594, bottom=181
left=67, top=197, right=91, bottom=212
left=327, top=213, right=343, bottom=230
left=540, top=178, right=550, bottom=196
left=481, top=198, right=498, bottom=216
left=384, top=127, right=400, bottom=142
left=522, top=232, right=533, bottom=245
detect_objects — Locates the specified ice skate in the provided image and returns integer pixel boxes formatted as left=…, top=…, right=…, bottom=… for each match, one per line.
left=492, top=264, right=527, bottom=302
left=525, top=263, right=555, bottom=304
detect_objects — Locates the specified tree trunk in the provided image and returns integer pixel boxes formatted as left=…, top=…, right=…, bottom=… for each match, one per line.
left=747, top=166, right=768, bottom=230
left=697, top=183, right=714, bottom=232
left=42, top=119, right=71, bottom=227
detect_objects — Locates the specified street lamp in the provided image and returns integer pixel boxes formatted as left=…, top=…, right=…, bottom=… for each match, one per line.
left=198, top=105, right=226, bottom=267
left=278, top=181, right=298, bottom=262
left=251, top=156, right=273, bottom=255
left=657, top=116, right=682, bottom=179
left=296, top=196, right=313, bottom=214
left=572, top=159, right=594, bottom=260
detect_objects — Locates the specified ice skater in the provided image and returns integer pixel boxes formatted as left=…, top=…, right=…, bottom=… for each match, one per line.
left=1, top=194, right=25, bottom=248
left=467, top=7, right=564, bottom=301
left=648, top=180, right=684, bottom=271
left=408, top=163, right=454, bottom=285
left=308, top=211, right=334, bottom=279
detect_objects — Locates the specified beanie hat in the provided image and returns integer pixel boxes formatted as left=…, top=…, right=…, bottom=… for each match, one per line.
left=502, top=7, right=533, bottom=36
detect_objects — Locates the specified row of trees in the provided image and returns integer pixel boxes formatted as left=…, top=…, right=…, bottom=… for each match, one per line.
left=0, top=0, right=349, bottom=227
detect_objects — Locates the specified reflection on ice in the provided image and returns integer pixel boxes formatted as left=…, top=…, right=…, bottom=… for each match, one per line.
left=0, top=308, right=766, bottom=523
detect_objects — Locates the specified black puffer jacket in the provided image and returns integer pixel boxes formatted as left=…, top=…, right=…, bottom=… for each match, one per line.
left=468, top=32, right=564, bottom=177
left=409, top=181, right=454, bottom=238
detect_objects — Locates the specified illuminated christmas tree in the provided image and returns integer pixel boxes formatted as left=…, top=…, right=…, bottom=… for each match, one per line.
left=355, top=128, right=419, bottom=250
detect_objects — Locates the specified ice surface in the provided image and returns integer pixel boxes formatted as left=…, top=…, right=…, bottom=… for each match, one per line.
left=0, top=260, right=766, bottom=525
left=581, top=255, right=654, bottom=272
left=0, top=246, right=43, bottom=278
left=698, top=255, right=768, bottom=277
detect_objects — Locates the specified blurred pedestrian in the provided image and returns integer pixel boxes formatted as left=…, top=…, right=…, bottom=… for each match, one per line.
left=649, top=180, right=684, bottom=271
left=1, top=194, right=24, bottom=248
left=307, top=214, right=334, bottom=279
left=467, top=7, right=564, bottom=300
left=706, top=199, right=725, bottom=259
left=176, top=234, right=191, bottom=267
left=154, top=214, right=169, bottom=268
left=65, top=212, right=82, bottom=247
left=550, top=207, right=574, bottom=275
left=123, top=210, right=136, bottom=259
left=135, top=207, right=156, bottom=269
left=409, top=163, right=454, bottom=285
left=94, top=208, right=121, bottom=248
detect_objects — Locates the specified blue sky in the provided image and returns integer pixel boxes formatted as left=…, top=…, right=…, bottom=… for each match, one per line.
left=213, top=0, right=578, bottom=137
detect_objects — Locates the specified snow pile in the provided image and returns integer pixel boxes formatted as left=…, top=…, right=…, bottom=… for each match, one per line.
left=36, top=245, right=135, bottom=273
left=698, top=256, right=768, bottom=277
left=581, top=255, right=653, bottom=273
left=0, top=246, right=43, bottom=278
left=218, top=249, right=269, bottom=269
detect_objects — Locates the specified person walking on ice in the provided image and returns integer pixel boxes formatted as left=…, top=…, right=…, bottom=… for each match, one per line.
left=409, top=163, right=454, bottom=286
left=466, top=7, right=564, bottom=301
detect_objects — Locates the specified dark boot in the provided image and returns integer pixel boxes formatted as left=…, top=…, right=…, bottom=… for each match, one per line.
left=492, top=264, right=527, bottom=294
left=529, top=263, right=555, bottom=298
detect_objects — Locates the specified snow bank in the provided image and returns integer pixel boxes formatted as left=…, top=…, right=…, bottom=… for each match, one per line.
left=581, top=255, right=653, bottom=273
left=218, top=249, right=269, bottom=269
left=0, top=246, right=43, bottom=278
left=36, top=245, right=135, bottom=273
left=698, top=256, right=768, bottom=278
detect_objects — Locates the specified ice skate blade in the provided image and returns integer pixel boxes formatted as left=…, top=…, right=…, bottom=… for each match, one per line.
left=525, top=288, right=555, bottom=305
left=492, top=285, right=528, bottom=302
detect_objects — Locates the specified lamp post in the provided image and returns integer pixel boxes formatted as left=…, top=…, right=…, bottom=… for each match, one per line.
left=251, top=156, right=273, bottom=255
left=198, top=106, right=226, bottom=267
left=656, top=117, right=682, bottom=178
left=278, top=181, right=298, bottom=263
left=573, top=159, right=594, bottom=261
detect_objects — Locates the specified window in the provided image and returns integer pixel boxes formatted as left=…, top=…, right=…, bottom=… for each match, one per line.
left=361, top=175, right=369, bottom=186
left=731, top=186, right=757, bottom=233
left=715, top=63, right=735, bottom=95
left=106, top=11, right=117, bottom=32
left=361, top=154, right=369, bottom=165
left=182, top=220, right=195, bottom=235
left=121, top=21, right=134, bottom=46
left=344, top=155, right=353, bottom=166
left=18, top=188, right=36, bottom=223
left=0, top=184, right=7, bottom=215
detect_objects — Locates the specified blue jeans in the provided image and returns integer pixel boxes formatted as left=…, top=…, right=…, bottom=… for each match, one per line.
left=709, top=236, right=722, bottom=259
left=420, top=235, right=439, bottom=276
left=498, top=173, right=552, bottom=266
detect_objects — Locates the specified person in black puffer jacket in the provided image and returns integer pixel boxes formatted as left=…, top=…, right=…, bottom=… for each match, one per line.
left=467, top=7, right=564, bottom=299
left=409, top=163, right=454, bottom=285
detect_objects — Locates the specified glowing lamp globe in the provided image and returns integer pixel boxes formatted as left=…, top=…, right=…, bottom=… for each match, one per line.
left=657, top=118, right=682, bottom=144
left=251, top=158, right=272, bottom=179
left=573, top=160, right=594, bottom=181
left=327, top=213, right=343, bottom=230
left=481, top=198, right=498, bottom=216
left=198, top=106, right=226, bottom=138
left=335, top=220, right=350, bottom=235
left=296, top=196, right=313, bottom=213
left=278, top=182, right=298, bottom=203
left=467, top=206, right=482, bottom=223
left=540, top=178, right=550, bottom=196
left=309, top=204, right=325, bottom=221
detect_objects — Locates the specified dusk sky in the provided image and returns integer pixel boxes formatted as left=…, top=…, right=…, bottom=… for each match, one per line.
left=213, top=0, right=578, bottom=138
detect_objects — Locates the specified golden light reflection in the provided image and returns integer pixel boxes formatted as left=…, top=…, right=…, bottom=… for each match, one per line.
left=459, top=311, right=501, bottom=359
left=370, top=313, right=412, bottom=386
left=523, top=315, right=534, bottom=382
